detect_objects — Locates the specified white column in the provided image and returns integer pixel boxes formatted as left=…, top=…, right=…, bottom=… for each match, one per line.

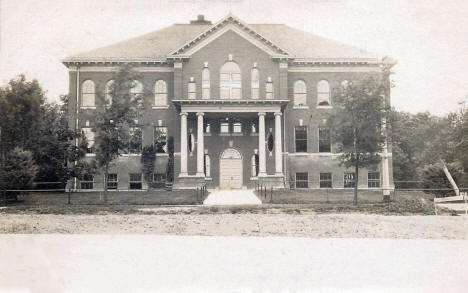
left=382, top=114, right=390, bottom=196
left=258, top=112, right=267, bottom=176
left=196, top=112, right=205, bottom=177
left=274, top=112, right=283, bottom=175
left=179, top=112, right=188, bottom=176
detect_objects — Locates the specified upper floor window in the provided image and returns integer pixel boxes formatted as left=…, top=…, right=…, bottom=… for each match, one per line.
left=188, top=77, right=196, bottom=99
left=81, top=80, right=95, bottom=107
left=220, top=122, right=229, bottom=134
left=105, top=80, right=114, bottom=107
left=220, top=61, right=241, bottom=99
left=81, top=127, right=95, bottom=153
left=319, top=128, right=331, bottom=152
left=251, top=68, right=259, bottom=99
left=294, top=80, right=307, bottom=106
left=265, top=77, right=274, bottom=99
left=368, top=172, right=381, bottom=188
left=317, top=80, right=330, bottom=106
left=202, top=68, right=210, bottom=99
left=154, top=80, right=167, bottom=106
left=130, top=80, right=143, bottom=101
left=295, top=126, right=307, bottom=152
left=128, top=127, right=142, bottom=154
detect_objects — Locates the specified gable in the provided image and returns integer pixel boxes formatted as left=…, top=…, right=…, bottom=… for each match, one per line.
left=169, top=14, right=290, bottom=58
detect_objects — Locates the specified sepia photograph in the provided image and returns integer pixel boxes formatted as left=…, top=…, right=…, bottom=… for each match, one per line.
left=0, top=0, right=467, bottom=292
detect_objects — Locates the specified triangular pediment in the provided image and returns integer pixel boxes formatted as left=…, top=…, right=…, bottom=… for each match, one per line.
left=169, top=14, right=291, bottom=58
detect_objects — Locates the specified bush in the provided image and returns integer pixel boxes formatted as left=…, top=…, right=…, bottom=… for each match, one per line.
left=422, top=162, right=466, bottom=196
left=0, top=148, right=38, bottom=200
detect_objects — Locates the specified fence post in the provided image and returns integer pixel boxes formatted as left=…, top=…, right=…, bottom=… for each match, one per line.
left=270, top=186, right=273, bottom=203
left=326, top=188, right=329, bottom=203
left=68, top=189, right=71, bottom=205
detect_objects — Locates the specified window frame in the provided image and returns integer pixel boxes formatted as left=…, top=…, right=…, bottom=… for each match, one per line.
left=81, top=127, right=95, bottom=153
left=317, top=80, right=331, bottom=107
left=107, top=173, right=118, bottom=190
left=294, top=80, right=307, bottom=106
left=80, top=174, right=94, bottom=189
left=251, top=68, right=259, bottom=99
left=368, top=172, right=381, bottom=188
left=319, top=173, right=333, bottom=189
left=318, top=128, right=331, bottom=153
left=294, top=126, right=308, bottom=153
left=220, top=61, right=242, bottom=100
left=153, top=126, right=168, bottom=153
left=154, top=80, right=168, bottom=106
left=188, top=80, right=196, bottom=100
left=295, top=172, right=309, bottom=188
left=81, top=80, right=96, bottom=108
left=344, top=172, right=356, bottom=188
left=129, top=173, right=142, bottom=190
left=265, top=80, right=274, bottom=99
left=128, top=127, right=142, bottom=154
left=202, top=68, right=210, bottom=99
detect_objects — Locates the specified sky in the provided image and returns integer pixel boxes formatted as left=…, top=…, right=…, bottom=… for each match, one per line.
left=1, top=0, right=467, bottom=116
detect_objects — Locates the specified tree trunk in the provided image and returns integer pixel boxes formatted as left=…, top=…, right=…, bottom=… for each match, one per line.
left=354, top=158, right=359, bottom=206
left=104, top=164, right=108, bottom=203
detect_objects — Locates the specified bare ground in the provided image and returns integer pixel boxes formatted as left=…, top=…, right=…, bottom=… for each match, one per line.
left=1, top=211, right=467, bottom=239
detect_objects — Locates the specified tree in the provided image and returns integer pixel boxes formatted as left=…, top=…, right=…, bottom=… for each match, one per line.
left=93, top=65, right=146, bottom=200
left=327, top=69, right=391, bottom=204
left=0, top=148, right=38, bottom=201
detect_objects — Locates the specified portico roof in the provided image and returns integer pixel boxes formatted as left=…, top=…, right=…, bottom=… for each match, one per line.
left=173, top=99, right=289, bottom=113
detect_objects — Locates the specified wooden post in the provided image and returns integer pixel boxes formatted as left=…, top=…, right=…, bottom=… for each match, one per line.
left=68, top=189, right=71, bottom=205
left=270, top=186, right=273, bottom=203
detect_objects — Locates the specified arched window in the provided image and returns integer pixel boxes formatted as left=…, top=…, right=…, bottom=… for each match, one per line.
left=130, top=80, right=143, bottom=102
left=251, top=154, right=259, bottom=177
left=294, top=80, right=307, bottom=106
left=202, top=68, right=210, bottom=99
left=251, top=68, right=259, bottom=99
left=81, top=80, right=95, bottom=107
left=105, top=80, right=114, bottom=106
left=204, top=154, right=211, bottom=177
left=188, top=77, right=196, bottom=99
left=317, top=80, right=330, bottom=106
left=265, top=77, right=274, bottom=99
left=154, top=80, right=167, bottom=106
left=220, top=61, right=241, bottom=99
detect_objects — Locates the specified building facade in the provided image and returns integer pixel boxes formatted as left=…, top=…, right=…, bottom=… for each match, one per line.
left=64, top=14, right=393, bottom=193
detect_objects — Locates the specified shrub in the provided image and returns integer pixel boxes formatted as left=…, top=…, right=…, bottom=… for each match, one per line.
left=0, top=148, right=38, bottom=200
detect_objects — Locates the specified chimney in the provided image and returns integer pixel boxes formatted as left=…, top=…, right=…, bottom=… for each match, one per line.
left=190, top=15, right=212, bottom=25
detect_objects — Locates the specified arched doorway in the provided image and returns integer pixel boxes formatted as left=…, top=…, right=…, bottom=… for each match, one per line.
left=219, top=148, right=243, bottom=188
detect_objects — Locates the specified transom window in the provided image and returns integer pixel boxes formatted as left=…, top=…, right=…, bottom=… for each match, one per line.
left=81, top=80, right=95, bottom=107
left=295, top=126, right=307, bottom=152
left=220, top=61, right=241, bottom=99
left=368, top=172, right=381, bottom=188
left=154, top=80, right=167, bottom=106
left=344, top=172, right=356, bottom=188
left=296, top=172, right=309, bottom=188
left=320, top=173, right=332, bottom=188
left=317, top=80, right=331, bottom=106
left=294, top=80, right=307, bottom=106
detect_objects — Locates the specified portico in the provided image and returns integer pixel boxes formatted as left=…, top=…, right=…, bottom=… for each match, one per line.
left=173, top=100, right=288, bottom=188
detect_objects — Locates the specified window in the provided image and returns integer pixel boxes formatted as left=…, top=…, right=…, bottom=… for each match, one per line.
left=294, top=80, right=307, bottom=106
left=204, top=123, right=211, bottom=134
left=188, top=78, right=196, bottom=99
left=204, top=155, right=211, bottom=177
left=368, top=172, right=381, bottom=188
left=233, top=122, right=242, bottom=133
left=251, top=154, right=259, bottom=177
left=81, top=80, right=95, bottom=107
left=202, top=68, right=210, bottom=99
left=131, top=80, right=143, bottom=102
left=295, top=126, right=307, bottom=152
left=82, top=127, right=95, bottom=153
left=296, top=172, right=309, bottom=188
left=105, top=80, right=114, bottom=107
left=267, top=132, right=274, bottom=152
left=188, top=133, right=195, bottom=153
left=220, top=122, right=229, bottom=134
left=80, top=174, right=94, bottom=189
left=154, top=80, right=167, bottom=106
left=251, top=68, right=259, bottom=99
left=153, top=126, right=167, bottom=153
left=153, top=173, right=166, bottom=188
left=129, top=173, right=142, bottom=190
left=320, top=173, right=332, bottom=188
left=128, top=127, right=142, bottom=154
left=319, top=128, right=331, bottom=152
left=107, top=173, right=118, bottom=190
left=220, top=61, right=241, bottom=99
left=265, top=77, right=274, bottom=99
left=317, top=80, right=330, bottom=106
left=344, top=172, right=356, bottom=188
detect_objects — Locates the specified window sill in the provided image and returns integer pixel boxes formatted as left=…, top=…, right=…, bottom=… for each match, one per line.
left=250, top=177, right=259, bottom=181
left=204, top=133, right=212, bottom=136
left=231, top=133, right=243, bottom=136
left=81, top=106, right=96, bottom=110
left=317, top=105, right=333, bottom=109
left=250, top=133, right=259, bottom=136
left=85, top=153, right=96, bottom=157
left=293, top=105, right=309, bottom=110
left=155, top=153, right=169, bottom=157
left=219, top=133, right=230, bottom=136
left=152, top=105, right=169, bottom=109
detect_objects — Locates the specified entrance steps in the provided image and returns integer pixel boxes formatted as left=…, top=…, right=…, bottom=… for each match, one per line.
left=203, top=189, right=262, bottom=205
